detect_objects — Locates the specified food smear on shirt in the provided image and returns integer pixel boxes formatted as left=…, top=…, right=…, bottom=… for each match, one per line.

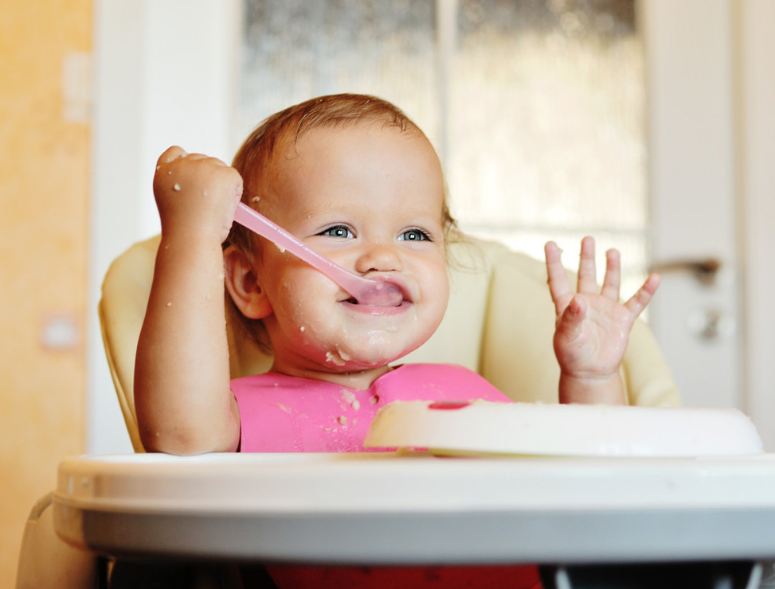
left=340, top=389, right=360, bottom=411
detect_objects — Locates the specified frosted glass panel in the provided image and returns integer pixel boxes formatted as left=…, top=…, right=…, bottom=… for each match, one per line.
left=451, top=0, right=645, bottom=228
left=449, top=0, right=647, bottom=293
left=239, top=0, right=647, bottom=294
left=238, top=0, right=439, bottom=149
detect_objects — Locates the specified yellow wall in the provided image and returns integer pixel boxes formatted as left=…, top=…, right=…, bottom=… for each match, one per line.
left=0, top=1, right=91, bottom=585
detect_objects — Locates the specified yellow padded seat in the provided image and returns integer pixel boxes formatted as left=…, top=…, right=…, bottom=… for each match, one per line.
left=99, top=235, right=680, bottom=452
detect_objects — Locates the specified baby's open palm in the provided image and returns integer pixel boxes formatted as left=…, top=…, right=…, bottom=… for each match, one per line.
left=545, top=237, right=661, bottom=381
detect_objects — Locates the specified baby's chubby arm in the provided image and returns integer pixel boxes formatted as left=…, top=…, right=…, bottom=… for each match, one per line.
left=135, top=146, right=243, bottom=454
left=545, top=236, right=660, bottom=405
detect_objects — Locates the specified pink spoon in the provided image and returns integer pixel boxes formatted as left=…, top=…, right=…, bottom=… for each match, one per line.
left=234, top=203, right=404, bottom=307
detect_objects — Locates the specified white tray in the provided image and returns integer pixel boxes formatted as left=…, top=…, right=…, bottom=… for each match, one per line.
left=54, top=452, right=775, bottom=564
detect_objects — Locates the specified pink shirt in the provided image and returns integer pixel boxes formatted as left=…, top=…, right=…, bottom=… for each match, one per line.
left=231, top=363, right=511, bottom=453
left=231, top=365, right=540, bottom=589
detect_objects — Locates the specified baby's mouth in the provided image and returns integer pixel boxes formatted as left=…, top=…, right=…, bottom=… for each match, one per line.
left=342, top=295, right=407, bottom=308
left=341, top=277, right=411, bottom=308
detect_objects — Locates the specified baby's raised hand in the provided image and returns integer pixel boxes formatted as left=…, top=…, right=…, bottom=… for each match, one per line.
left=153, top=146, right=243, bottom=244
left=545, top=236, right=660, bottom=404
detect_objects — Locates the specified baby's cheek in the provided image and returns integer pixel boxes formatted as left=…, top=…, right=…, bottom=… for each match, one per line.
left=277, top=274, right=341, bottom=331
left=278, top=288, right=325, bottom=337
left=423, top=268, right=450, bottom=329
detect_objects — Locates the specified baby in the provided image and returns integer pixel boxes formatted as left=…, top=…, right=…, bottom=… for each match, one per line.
left=135, top=93, right=659, bottom=456
left=134, top=93, right=659, bottom=589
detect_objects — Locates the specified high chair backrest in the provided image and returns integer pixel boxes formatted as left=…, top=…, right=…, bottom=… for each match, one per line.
left=99, top=235, right=681, bottom=452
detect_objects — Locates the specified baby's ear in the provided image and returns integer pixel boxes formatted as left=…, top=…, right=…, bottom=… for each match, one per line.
left=223, top=245, right=272, bottom=319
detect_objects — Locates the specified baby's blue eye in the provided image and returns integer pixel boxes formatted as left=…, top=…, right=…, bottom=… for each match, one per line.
left=399, top=228, right=432, bottom=242
left=319, top=225, right=354, bottom=239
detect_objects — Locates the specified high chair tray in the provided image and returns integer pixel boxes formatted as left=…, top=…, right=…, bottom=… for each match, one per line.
left=54, top=453, right=775, bottom=564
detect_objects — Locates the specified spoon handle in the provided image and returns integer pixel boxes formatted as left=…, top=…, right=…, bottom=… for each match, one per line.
left=233, top=203, right=361, bottom=295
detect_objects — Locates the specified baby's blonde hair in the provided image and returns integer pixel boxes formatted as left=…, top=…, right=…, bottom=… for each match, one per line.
left=225, top=93, right=457, bottom=351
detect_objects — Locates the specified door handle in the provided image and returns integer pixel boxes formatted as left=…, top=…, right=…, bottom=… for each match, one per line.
left=649, top=258, right=721, bottom=286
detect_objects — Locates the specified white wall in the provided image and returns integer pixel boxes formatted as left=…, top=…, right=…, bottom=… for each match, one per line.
left=88, top=0, right=240, bottom=453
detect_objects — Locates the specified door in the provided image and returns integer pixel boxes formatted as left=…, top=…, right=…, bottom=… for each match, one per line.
left=644, top=0, right=775, bottom=451
left=642, top=0, right=741, bottom=410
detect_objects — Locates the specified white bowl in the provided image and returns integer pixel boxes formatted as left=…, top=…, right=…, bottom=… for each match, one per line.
left=364, top=401, right=764, bottom=457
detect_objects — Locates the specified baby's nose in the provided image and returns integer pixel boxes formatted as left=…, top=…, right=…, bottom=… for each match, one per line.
left=354, top=243, right=402, bottom=274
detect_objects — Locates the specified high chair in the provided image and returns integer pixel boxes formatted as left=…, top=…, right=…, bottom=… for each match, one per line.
left=100, top=234, right=680, bottom=452
left=17, top=234, right=683, bottom=589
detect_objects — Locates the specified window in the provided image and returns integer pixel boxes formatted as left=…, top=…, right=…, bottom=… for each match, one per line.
left=239, top=0, right=647, bottom=293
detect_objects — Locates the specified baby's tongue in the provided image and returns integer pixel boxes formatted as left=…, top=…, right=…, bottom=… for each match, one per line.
left=353, top=281, right=403, bottom=307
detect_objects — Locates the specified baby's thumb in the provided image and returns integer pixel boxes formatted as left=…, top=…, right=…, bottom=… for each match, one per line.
left=220, top=167, right=243, bottom=201
left=557, top=295, right=587, bottom=339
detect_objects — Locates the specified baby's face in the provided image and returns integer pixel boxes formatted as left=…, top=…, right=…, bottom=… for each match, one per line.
left=252, top=121, right=449, bottom=381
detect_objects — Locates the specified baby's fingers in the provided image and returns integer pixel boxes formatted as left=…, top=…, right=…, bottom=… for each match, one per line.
left=545, top=241, right=573, bottom=315
left=601, top=248, right=621, bottom=300
left=577, top=236, right=598, bottom=294
left=157, top=145, right=187, bottom=166
left=624, top=273, right=661, bottom=317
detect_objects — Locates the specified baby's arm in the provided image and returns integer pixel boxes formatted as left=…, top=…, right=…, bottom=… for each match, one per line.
left=135, top=147, right=243, bottom=454
left=545, top=237, right=660, bottom=405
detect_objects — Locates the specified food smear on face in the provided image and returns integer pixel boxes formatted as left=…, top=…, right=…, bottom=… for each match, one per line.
left=325, top=350, right=346, bottom=366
